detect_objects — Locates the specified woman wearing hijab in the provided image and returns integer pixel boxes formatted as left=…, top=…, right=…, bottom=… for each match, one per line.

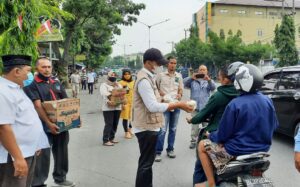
left=119, top=69, right=135, bottom=139
left=100, top=71, right=123, bottom=146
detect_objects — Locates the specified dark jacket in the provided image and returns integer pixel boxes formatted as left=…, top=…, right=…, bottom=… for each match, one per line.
left=210, top=92, right=279, bottom=156
left=191, top=84, right=238, bottom=140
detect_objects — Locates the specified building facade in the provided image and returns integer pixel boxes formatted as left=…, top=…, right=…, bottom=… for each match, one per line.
left=195, top=0, right=300, bottom=47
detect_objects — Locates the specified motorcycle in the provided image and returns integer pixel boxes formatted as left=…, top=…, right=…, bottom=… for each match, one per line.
left=216, top=152, right=273, bottom=187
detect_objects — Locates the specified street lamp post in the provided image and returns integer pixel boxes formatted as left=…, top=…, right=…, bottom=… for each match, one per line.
left=138, top=19, right=170, bottom=48
left=123, top=44, right=132, bottom=67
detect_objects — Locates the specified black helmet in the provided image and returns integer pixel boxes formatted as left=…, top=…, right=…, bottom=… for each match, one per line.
left=234, top=64, right=263, bottom=93
left=227, top=61, right=244, bottom=81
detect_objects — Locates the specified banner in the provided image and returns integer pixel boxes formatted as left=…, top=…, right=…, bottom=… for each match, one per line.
left=36, top=16, right=63, bottom=42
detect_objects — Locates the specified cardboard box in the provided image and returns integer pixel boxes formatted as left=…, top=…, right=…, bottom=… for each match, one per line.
left=109, top=88, right=127, bottom=106
left=43, top=98, right=80, bottom=133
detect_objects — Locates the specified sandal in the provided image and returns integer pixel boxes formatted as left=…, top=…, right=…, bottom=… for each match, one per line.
left=103, top=142, right=114, bottom=146
left=111, top=140, right=119, bottom=144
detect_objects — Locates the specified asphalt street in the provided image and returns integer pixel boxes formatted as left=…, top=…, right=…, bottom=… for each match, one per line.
left=45, top=77, right=300, bottom=187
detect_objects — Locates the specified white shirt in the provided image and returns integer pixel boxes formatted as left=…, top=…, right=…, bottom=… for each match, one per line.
left=87, top=72, right=95, bottom=83
left=0, top=77, right=49, bottom=163
left=70, top=74, right=81, bottom=84
left=134, top=68, right=169, bottom=133
left=100, top=82, right=122, bottom=111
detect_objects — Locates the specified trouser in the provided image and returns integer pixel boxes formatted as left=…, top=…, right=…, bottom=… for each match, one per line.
left=122, top=119, right=132, bottom=132
left=88, top=83, right=94, bottom=94
left=31, top=131, right=69, bottom=186
left=0, top=155, right=36, bottom=187
left=81, top=80, right=87, bottom=90
left=156, top=109, right=180, bottom=154
left=103, top=110, right=121, bottom=143
left=135, top=131, right=158, bottom=187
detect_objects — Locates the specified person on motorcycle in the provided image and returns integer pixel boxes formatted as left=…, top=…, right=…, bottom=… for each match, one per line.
left=187, top=62, right=242, bottom=187
left=198, top=64, right=279, bottom=187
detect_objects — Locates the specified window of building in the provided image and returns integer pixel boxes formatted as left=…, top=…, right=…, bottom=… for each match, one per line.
left=237, top=10, right=246, bottom=14
left=257, top=29, right=263, bottom=37
left=255, top=11, right=263, bottom=15
left=269, top=12, right=278, bottom=16
left=220, top=9, right=228, bottom=13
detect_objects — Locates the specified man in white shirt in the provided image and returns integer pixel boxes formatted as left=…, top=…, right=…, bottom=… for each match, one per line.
left=0, top=55, right=49, bottom=187
left=87, top=69, right=95, bottom=94
left=132, top=48, right=194, bottom=187
left=70, top=70, right=81, bottom=98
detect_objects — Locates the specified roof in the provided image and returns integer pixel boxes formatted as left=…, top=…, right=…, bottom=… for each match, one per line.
left=214, top=0, right=300, bottom=9
left=266, top=65, right=300, bottom=74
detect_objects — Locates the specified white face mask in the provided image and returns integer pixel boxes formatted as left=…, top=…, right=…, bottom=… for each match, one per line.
left=153, top=65, right=163, bottom=74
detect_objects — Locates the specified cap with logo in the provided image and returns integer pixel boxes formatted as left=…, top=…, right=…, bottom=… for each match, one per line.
left=1, top=55, right=32, bottom=67
left=143, top=48, right=168, bottom=66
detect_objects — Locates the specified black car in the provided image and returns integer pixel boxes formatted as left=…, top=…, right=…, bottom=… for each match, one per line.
left=261, top=65, right=300, bottom=137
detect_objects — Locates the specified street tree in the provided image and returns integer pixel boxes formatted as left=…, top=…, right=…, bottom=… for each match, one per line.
left=274, top=15, right=299, bottom=67
left=54, top=0, right=145, bottom=76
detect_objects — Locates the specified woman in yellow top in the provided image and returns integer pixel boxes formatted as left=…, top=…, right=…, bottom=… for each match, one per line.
left=119, top=69, right=135, bottom=139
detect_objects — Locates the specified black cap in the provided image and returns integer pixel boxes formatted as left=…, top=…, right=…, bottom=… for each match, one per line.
left=143, top=48, right=168, bottom=66
left=1, top=55, right=32, bottom=67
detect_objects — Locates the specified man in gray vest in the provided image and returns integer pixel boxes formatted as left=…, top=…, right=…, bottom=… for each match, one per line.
left=132, top=48, right=194, bottom=187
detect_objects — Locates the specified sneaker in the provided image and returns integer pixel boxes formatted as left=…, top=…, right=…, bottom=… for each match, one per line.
left=154, top=154, right=162, bottom=162
left=103, top=142, right=114, bottom=146
left=189, top=142, right=196, bottom=149
left=55, top=180, right=75, bottom=187
left=167, top=151, right=176, bottom=158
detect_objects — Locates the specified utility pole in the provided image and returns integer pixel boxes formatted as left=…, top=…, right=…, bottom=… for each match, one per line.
left=184, top=29, right=189, bottom=40
left=293, top=0, right=296, bottom=15
left=167, top=41, right=175, bottom=52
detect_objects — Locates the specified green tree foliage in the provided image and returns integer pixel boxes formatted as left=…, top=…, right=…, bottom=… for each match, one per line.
left=0, top=0, right=72, bottom=73
left=175, top=35, right=211, bottom=69
left=274, top=15, right=299, bottom=67
left=175, top=30, right=274, bottom=70
left=58, top=0, right=145, bottom=72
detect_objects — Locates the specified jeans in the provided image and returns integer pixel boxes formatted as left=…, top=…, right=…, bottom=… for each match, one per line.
left=81, top=80, right=87, bottom=90
left=135, top=131, right=158, bottom=187
left=88, top=83, right=94, bottom=94
left=156, top=109, right=180, bottom=154
left=102, top=110, right=121, bottom=143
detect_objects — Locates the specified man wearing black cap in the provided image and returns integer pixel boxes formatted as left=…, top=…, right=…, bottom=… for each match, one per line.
left=24, top=57, right=75, bottom=187
left=131, top=48, right=194, bottom=187
left=0, top=55, right=49, bottom=187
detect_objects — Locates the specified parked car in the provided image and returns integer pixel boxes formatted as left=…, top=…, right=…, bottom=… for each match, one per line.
left=260, top=65, right=300, bottom=137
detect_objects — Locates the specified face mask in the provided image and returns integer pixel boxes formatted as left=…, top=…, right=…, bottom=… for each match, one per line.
left=37, top=73, right=50, bottom=81
left=124, top=75, right=131, bottom=80
left=108, top=77, right=117, bottom=82
left=153, top=65, right=163, bottom=74
left=23, top=72, right=34, bottom=87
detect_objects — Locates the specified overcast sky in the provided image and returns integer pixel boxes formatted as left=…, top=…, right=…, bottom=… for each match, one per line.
left=111, top=0, right=206, bottom=57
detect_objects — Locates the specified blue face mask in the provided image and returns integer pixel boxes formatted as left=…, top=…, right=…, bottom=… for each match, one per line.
left=23, top=72, right=34, bottom=87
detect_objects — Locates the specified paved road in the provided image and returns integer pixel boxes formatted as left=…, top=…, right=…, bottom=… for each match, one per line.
left=46, top=77, right=300, bottom=187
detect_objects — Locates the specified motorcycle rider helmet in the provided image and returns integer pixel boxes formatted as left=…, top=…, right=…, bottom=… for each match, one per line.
left=234, top=64, right=263, bottom=93
left=227, top=61, right=244, bottom=81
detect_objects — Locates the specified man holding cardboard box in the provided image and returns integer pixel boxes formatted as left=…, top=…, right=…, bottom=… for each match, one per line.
left=24, top=57, right=75, bottom=187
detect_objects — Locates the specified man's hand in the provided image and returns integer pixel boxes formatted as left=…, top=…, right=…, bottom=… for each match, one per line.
left=295, top=152, right=300, bottom=172
left=205, top=131, right=210, bottom=138
left=204, top=74, right=211, bottom=81
left=192, top=73, right=198, bottom=80
left=176, top=94, right=182, bottom=101
left=36, top=150, right=42, bottom=156
left=186, top=117, right=192, bottom=124
left=47, top=122, right=59, bottom=135
left=13, top=157, right=28, bottom=178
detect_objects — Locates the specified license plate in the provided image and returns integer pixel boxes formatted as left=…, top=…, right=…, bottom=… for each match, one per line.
left=242, top=176, right=273, bottom=187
